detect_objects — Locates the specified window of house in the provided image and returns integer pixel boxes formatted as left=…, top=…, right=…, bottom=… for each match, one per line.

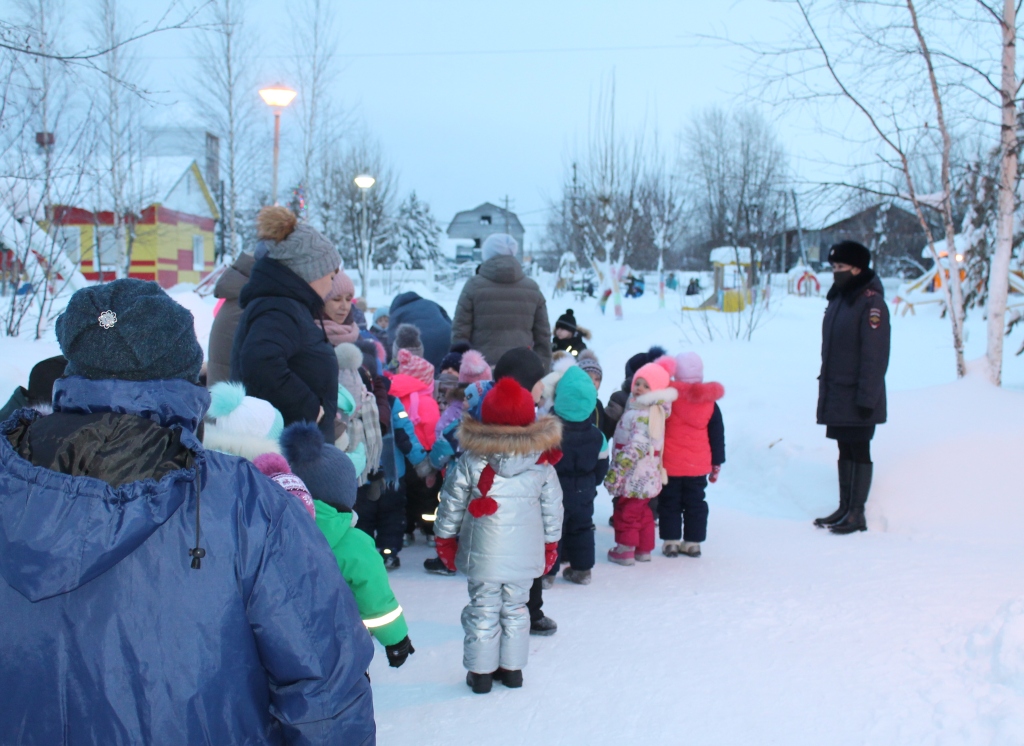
left=192, top=235, right=205, bottom=271
left=480, top=215, right=492, bottom=225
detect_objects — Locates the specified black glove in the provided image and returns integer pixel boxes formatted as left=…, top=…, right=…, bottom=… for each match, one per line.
left=385, top=636, right=415, bottom=668
left=857, top=406, right=873, bottom=419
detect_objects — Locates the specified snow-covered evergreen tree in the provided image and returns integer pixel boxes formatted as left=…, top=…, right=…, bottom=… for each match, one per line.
left=390, top=191, right=441, bottom=269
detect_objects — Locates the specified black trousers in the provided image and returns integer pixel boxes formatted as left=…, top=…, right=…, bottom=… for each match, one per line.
left=404, top=467, right=440, bottom=536
left=658, top=476, right=709, bottom=543
left=553, top=492, right=597, bottom=573
left=527, top=577, right=544, bottom=623
left=353, top=477, right=406, bottom=553
left=837, top=440, right=872, bottom=464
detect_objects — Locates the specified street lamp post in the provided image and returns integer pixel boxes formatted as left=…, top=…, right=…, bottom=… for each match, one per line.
left=259, top=84, right=297, bottom=205
left=354, top=174, right=375, bottom=297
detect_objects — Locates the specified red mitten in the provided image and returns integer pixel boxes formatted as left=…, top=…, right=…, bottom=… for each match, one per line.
left=435, top=537, right=458, bottom=572
left=543, top=542, right=559, bottom=575
left=709, top=465, right=721, bottom=484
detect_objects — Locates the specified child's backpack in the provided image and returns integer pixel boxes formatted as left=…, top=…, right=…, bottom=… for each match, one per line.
left=336, top=343, right=384, bottom=484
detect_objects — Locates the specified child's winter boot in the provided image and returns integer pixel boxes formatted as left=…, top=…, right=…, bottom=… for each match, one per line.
left=466, top=672, right=493, bottom=694
left=530, top=615, right=558, bottom=636
left=540, top=575, right=555, bottom=590
left=495, top=668, right=523, bottom=688
left=662, top=540, right=682, bottom=557
left=380, top=549, right=400, bottom=570
left=562, top=568, right=592, bottom=585
left=608, top=545, right=636, bottom=566
left=423, top=557, right=455, bottom=576
left=634, top=551, right=652, bottom=562
left=681, top=541, right=702, bottom=557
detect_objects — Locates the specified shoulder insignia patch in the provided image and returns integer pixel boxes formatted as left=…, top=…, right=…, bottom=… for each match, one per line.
left=863, top=288, right=877, bottom=297
left=868, top=309, right=882, bottom=329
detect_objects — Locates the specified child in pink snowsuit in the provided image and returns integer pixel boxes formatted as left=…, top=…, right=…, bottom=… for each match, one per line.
left=604, top=359, right=677, bottom=565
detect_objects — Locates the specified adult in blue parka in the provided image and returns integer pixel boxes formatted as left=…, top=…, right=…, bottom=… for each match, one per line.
left=387, top=291, right=452, bottom=372
left=0, top=279, right=376, bottom=745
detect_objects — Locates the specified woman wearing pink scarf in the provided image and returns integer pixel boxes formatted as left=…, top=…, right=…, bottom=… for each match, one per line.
left=319, top=269, right=361, bottom=346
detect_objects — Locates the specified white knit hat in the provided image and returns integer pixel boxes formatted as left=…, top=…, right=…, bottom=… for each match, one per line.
left=481, top=233, right=519, bottom=262
left=207, top=382, right=284, bottom=440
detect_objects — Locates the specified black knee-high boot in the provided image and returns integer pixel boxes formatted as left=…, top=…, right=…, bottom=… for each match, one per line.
left=830, top=463, right=871, bottom=534
left=814, top=460, right=853, bottom=528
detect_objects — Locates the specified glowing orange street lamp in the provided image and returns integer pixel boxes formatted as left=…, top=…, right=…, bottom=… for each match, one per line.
left=259, top=84, right=298, bottom=205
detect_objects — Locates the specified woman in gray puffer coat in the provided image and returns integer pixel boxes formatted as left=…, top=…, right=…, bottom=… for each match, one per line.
left=433, top=378, right=563, bottom=694
left=451, top=233, right=552, bottom=371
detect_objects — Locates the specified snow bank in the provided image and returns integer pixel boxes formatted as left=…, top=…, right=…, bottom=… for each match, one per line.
left=869, top=375, right=1024, bottom=543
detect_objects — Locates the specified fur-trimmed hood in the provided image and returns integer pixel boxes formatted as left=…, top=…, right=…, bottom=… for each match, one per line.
left=627, top=387, right=679, bottom=409
left=458, top=414, right=562, bottom=457
left=670, top=381, right=724, bottom=404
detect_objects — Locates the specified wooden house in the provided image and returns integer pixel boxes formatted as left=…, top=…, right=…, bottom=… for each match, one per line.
left=447, top=202, right=525, bottom=263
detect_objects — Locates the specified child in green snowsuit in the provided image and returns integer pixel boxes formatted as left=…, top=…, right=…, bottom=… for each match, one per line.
left=204, top=383, right=413, bottom=663
left=266, top=425, right=415, bottom=666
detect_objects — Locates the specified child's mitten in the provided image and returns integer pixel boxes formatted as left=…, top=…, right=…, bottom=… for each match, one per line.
left=544, top=542, right=559, bottom=574
left=709, top=465, right=721, bottom=484
left=385, top=636, right=415, bottom=668
left=435, top=536, right=458, bottom=572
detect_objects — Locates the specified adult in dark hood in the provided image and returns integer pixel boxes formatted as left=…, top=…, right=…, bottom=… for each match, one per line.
left=451, top=233, right=552, bottom=371
left=231, top=207, right=341, bottom=440
left=207, top=248, right=260, bottom=386
left=815, top=241, right=891, bottom=535
left=0, top=279, right=375, bottom=745
left=387, top=291, right=451, bottom=371
left=0, top=354, right=66, bottom=421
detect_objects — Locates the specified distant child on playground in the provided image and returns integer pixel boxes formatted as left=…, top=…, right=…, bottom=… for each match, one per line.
left=604, top=358, right=677, bottom=565
left=659, top=352, right=725, bottom=558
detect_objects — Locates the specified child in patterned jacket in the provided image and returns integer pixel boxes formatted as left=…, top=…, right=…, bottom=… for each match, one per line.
left=603, top=358, right=677, bottom=565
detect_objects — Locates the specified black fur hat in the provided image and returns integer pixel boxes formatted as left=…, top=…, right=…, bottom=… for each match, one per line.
left=827, top=241, right=871, bottom=270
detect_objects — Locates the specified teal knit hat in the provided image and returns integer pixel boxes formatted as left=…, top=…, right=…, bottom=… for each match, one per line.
left=553, top=366, right=597, bottom=423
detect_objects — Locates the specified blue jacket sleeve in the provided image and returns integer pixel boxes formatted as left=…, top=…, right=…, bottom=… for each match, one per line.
left=245, top=485, right=376, bottom=745
left=391, top=399, right=426, bottom=465
left=708, top=403, right=725, bottom=467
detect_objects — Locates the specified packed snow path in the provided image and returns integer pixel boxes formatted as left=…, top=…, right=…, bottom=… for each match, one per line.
left=374, top=506, right=1024, bottom=745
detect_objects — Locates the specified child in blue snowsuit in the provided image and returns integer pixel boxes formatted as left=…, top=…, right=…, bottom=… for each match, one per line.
left=550, top=366, right=608, bottom=585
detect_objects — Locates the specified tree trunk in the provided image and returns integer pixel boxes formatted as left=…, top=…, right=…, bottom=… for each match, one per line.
left=986, top=0, right=1018, bottom=386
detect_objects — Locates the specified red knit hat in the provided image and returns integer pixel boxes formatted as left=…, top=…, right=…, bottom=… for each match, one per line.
left=481, top=377, right=536, bottom=426
left=397, top=348, right=435, bottom=387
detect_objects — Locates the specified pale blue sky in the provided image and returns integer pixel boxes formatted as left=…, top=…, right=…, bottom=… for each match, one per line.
left=26, top=0, right=851, bottom=248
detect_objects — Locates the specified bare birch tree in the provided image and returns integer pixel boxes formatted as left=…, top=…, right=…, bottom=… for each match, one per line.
left=192, top=0, right=261, bottom=259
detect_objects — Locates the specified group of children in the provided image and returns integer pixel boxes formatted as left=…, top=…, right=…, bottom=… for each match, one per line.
left=156, top=301, right=726, bottom=694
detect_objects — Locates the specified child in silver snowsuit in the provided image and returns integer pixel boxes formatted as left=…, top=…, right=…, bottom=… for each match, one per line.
left=433, top=377, right=564, bottom=694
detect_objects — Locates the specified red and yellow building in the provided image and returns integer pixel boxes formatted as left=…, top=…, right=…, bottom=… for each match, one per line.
left=49, top=157, right=219, bottom=288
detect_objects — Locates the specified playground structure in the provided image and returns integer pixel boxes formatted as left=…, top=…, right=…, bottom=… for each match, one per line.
left=687, top=246, right=756, bottom=313
left=893, top=235, right=1024, bottom=316
left=787, top=263, right=821, bottom=296
left=552, top=251, right=597, bottom=300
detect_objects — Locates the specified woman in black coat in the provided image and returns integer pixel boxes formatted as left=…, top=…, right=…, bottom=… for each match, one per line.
left=231, top=207, right=341, bottom=440
left=815, top=241, right=891, bottom=534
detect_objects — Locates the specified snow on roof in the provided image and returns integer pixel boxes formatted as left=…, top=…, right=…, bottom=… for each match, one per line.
left=709, top=246, right=753, bottom=265
left=921, top=233, right=968, bottom=260
left=140, top=156, right=198, bottom=203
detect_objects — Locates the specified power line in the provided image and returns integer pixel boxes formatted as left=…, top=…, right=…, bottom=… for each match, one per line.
left=137, top=42, right=691, bottom=62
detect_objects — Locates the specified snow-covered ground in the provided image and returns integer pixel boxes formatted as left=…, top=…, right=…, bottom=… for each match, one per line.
left=2, top=278, right=1024, bottom=744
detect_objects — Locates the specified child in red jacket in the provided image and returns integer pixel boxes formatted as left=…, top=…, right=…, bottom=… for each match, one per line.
left=659, top=352, right=725, bottom=558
